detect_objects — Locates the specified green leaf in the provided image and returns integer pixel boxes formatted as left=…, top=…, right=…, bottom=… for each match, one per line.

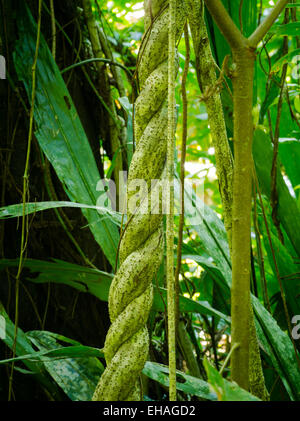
left=13, top=4, right=119, bottom=267
left=279, top=139, right=300, bottom=197
left=0, top=258, right=230, bottom=322
left=142, top=361, right=217, bottom=400
left=0, top=302, right=103, bottom=400
left=252, top=295, right=300, bottom=401
left=25, top=330, right=104, bottom=401
left=0, top=302, right=62, bottom=399
left=175, top=175, right=232, bottom=287
left=0, top=201, right=122, bottom=226
left=153, top=286, right=231, bottom=323
left=271, top=22, right=300, bottom=36
left=203, top=359, right=260, bottom=401
left=271, top=48, right=300, bottom=73
left=253, top=128, right=300, bottom=257
left=0, top=344, right=104, bottom=365
left=144, top=361, right=260, bottom=401
left=259, top=217, right=300, bottom=319
left=0, top=258, right=113, bottom=302
left=259, top=75, right=281, bottom=124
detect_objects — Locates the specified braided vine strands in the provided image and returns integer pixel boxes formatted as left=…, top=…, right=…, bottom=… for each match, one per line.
left=92, top=0, right=186, bottom=401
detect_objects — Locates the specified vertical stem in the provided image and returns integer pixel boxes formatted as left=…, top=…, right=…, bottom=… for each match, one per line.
left=49, top=0, right=56, bottom=59
left=230, top=47, right=255, bottom=390
left=9, top=0, right=42, bottom=400
left=204, top=0, right=288, bottom=395
left=175, top=23, right=189, bottom=326
left=167, top=0, right=176, bottom=402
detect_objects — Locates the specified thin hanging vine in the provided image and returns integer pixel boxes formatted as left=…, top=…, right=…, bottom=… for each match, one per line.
left=8, top=0, right=43, bottom=400
left=166, top=0, right=177, bottom=401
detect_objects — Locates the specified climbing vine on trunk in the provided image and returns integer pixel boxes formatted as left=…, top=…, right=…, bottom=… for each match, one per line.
left=92, top=0, right=186, bottom=401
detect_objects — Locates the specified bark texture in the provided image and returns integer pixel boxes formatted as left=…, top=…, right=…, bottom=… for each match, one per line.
left=187, top=0, right=233, bottom=246
left=92, top=0, right=185, bottom=401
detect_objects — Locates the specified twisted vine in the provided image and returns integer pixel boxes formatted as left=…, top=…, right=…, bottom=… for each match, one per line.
left=92, top=0, right=186, bottom=401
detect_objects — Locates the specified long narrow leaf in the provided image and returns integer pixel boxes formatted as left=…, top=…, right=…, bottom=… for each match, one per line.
left=25, top=330, right=103, bottom=401
left=0, top=258, right=230, bottom=322
left=143, top=361, right=217, bottom=400
left=0, top=201, right=122, bottom=226
left=253, top=128, right=300, bottom=257
left=0, top=303, right=62, bottom=399
left=143, top=361, right=260, bottom=401
left=13, top=4, right=119, bottom=266
left=252, top=296, right=300, bottom=401
left=0, top=345, right=104, bottom=365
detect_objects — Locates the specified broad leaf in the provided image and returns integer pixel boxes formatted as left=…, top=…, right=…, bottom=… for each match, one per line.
left=0, top=258, right=230, bottom=322
left=0, top=201, right=122, bottom=226
left=252, top=295, right=300, bottom=401
left=0, top=303, right=62, bottom=399
left=13, top=4, right=119, bottom=266
left=175, top=175, right=232, bottom=287
left=143, top=361, right=217, bottom=400
left=144, top=361, right=260, bottom=401
left=271, top=48, right=300, bottom=73
left=271, top=22, right=300, bottom=36
left=253, top=128, right=300, bottom=257
left=279, top=139, right=300, bottom=198
left=0, top=345, right=104, bottom=365
left=204, top=359, right=260, bottom=401
left=259, top=217, right=300, bottom=319
left=25, top=330, right=103, bottom=401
